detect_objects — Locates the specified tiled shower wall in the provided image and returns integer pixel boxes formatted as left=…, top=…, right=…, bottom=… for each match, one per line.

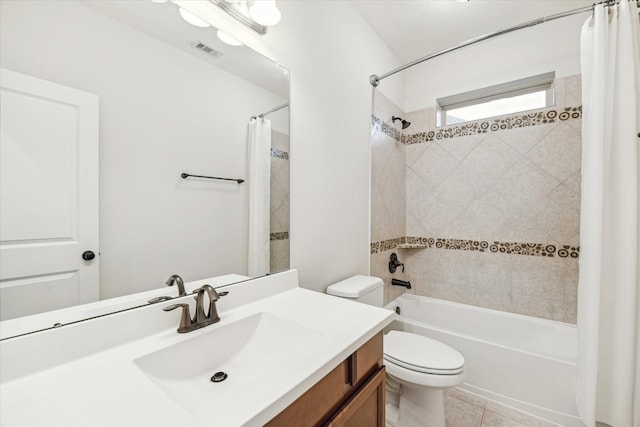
left=270, top=129, right=290, bottom=273
left=371, top=75, right=581, bottom=323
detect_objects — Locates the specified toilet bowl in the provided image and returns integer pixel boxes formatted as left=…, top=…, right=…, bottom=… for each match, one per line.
left=384, top=330, right=464, bottom=427
left=326, top=276, right=465, bottom=427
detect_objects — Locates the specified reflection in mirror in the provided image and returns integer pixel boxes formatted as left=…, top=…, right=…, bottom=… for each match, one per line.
left=0, top=0, right=289, bottom=339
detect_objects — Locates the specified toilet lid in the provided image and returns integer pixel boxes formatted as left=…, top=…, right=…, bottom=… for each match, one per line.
left=384, top=331, right=464, bottom=375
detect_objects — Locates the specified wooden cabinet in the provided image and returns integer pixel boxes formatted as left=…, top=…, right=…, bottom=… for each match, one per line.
left=326, top=367, right=385, bottom=427
left=265, top=332, right=385, bottom=427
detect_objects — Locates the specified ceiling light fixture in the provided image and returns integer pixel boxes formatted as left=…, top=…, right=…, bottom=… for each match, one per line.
left=249, top=0, right=281, bottom=26
left=178, top=7, right=211, bottom=28
left=217, top=30, right=243, bottom=46
left=209, top=0, right=281, bottom=35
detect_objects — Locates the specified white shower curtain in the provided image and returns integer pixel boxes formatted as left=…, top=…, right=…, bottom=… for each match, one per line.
left=247, top=117, right=271, bottom=277
left=577, top=1, right=640, bottom=426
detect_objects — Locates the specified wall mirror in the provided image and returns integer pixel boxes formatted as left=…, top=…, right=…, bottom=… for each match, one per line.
left=0, top=0, right=290, bottom=339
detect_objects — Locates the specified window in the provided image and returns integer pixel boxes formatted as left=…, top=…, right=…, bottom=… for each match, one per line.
left=436, top=72, right=555, bottom=127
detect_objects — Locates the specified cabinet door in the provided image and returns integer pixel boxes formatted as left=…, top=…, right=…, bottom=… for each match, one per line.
left=265, top=359, right=351, bottom=427
left=325, top=366, right=386, bottom=427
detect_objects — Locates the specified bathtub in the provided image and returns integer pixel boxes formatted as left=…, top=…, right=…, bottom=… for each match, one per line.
left=384, top=294, right=582, bottom=427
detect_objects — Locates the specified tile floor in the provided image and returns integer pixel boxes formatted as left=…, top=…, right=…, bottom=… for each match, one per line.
left=444, top=387, right=562, bottom=427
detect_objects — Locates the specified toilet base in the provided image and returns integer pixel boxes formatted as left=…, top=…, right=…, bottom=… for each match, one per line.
left=385, top=379, right=446, bottom=427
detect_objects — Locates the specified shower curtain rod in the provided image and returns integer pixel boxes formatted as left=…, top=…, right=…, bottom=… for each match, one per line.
left=251, top=103, right=289, bottom=119
left=369, top=0, right=622, bottom=87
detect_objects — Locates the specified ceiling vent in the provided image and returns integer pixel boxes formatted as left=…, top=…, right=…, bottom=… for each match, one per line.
left=191, top=42, right=223, bottom=58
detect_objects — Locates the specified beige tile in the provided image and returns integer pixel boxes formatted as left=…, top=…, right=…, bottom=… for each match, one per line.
left=526, top=123, right=582, bottom=183
left=405, top=140, right=431, bottom=168
left=511, top=292, right=564, bottom=321
left=481, top=410, right=528, bottom=427
left=372, top=89, right=404, bottom=125
left=449, top=190, right=518, bottom=242
left=564, top=259, right=579, bottom=324
left=409, top=141, right=459, bottom=186
left=405, top=210, right=432, bottom=237
left=457, top=134, right=521, bottom=194
left=438, top=133, right=486, bottom=161
left=537, top=184, right=581, bottom=243
left=495, top=123, right=558, bottom=155
left=445, top=395, right=484, bottom=427
left=564, top=74, right=582, bottom=107
left=423, top=281, right=476, bottom=306
left=270, top=239, right=289, bottom=273
left=554, top=77, right=566, bottom=110
left=566, top=117, right=582, bottom=131
left=271, top=130, right=289, bottom=152
left=467, top=251, right=512, bottom=293
left=445, top=387, right=487, bottom=408
left=511, top=256, right=565, bottom=300
left=493, top=158, right=561, bottom=212
left=563, top=170, right=581, bottom=195
left=484, top=400, right=561, bottom=427
left=473, top=290, right=515, bottom=313
left=429, top=250, right=468, bottom=286
left=405, top=107, right=432, bottom=134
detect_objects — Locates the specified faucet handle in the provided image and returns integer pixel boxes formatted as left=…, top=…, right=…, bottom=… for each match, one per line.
left=163, top=303, right=193, bottom=333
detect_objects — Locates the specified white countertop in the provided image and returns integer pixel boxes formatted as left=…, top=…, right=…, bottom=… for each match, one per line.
left=0, top=270, right=394, bottom=427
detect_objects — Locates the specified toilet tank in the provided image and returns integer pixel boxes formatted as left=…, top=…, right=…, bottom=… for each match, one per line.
left=326, top=275, right=384, bottom=307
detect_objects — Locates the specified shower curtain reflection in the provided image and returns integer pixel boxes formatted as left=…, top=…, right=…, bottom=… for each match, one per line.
left=247, top=117, right=271, bottom=277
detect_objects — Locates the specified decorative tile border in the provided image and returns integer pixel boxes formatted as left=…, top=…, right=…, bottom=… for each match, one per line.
left=400, top=106, right=582, bottom=145
left=270, top=148, right=289, bottom=160
left=270, top=231, right=289, bottom=241
left=371, top=236, right=579, bottom=259
left=371, top=115, right=401, bottom=142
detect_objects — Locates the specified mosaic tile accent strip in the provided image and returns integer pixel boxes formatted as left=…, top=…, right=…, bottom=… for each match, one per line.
left=270, top=231, right=289, bottom=241
left=400, top=106, right=582, bottom=145
left=270, top=148, right=289, bottom=160
left=370, top=237, right=406, bottom=254
left=371, top=115, right=401, bottom=142
left=371, top=235, right=579, bottom=259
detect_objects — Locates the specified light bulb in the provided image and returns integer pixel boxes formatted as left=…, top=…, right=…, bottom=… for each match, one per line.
left=217, top=30, right=243, bottom=46
left=249, top=0, right=281, bottom=26
left=178, top=7, right=210, bottom=28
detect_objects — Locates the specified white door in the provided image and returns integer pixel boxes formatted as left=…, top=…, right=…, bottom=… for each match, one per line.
left=0, top=68, right=99, bottom=321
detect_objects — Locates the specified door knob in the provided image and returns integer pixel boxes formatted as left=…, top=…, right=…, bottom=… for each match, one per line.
left=82, top=250, right=96, bottom=261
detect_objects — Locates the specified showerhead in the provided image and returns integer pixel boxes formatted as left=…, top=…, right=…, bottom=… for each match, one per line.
left=392, top=116, right=411, bottom=129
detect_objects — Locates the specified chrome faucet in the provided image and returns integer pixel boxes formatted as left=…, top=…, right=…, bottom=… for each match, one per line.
left=165, top=274, right=186, bottom=297
left=163, top=285, right=220, bottom=333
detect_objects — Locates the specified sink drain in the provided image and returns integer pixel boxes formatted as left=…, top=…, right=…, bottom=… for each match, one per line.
left=211, top=371, right=228, bottom=383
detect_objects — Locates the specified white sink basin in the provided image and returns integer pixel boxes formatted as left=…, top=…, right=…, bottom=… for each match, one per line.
left=134, top=312, right=320, bottom=411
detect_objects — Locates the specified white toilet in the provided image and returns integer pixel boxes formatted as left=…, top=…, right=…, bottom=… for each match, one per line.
left=326, top=275, right=465, bottom=427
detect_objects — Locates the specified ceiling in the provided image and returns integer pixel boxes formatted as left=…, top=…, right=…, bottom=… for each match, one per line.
left=83, top=0, right=289, bottom=98
left=351, top=0, right=594, bottom=64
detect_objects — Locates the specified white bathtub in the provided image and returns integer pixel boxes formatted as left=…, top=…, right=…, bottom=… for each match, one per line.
left=384, top=294, right=582, bottom=427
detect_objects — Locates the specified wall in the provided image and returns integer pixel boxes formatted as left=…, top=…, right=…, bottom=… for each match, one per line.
left=403, top=12, right=586, bottom=112
left=0, top=1, right=286, bottom=299
left=258, top=2, right=403, bottom=292
left=371, top=75, right=582, bottom=323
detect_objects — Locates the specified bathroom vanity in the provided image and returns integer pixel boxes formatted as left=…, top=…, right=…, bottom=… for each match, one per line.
left=267, top=332, right=385, bottom=426
left=0, top=270, right=393, bottom=426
